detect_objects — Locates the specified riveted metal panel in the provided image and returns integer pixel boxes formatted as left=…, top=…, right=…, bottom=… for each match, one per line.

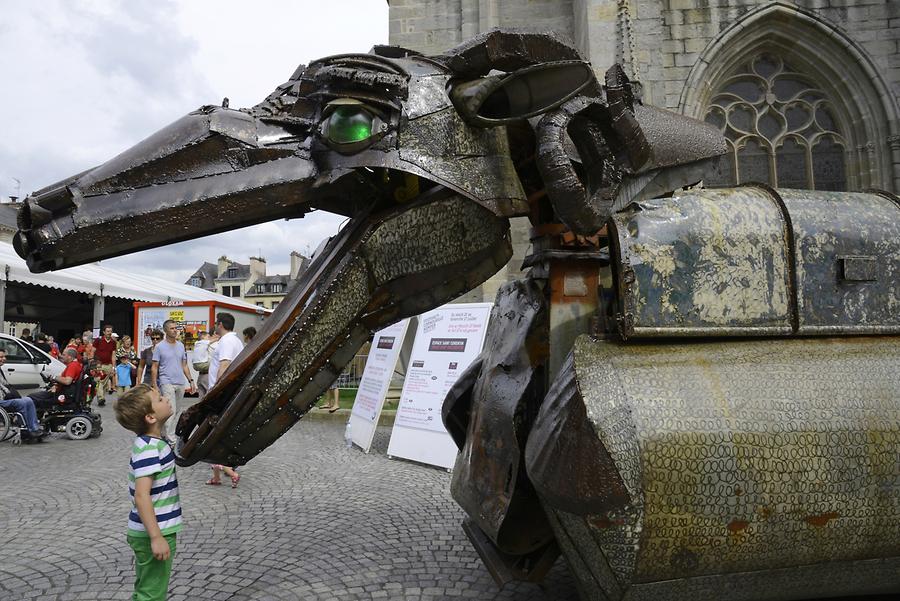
left=527, top=335, right=900, bottom=600
left=611, top=187, right=793, bottom=337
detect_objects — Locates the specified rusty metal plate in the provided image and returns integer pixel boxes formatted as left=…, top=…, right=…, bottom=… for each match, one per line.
left=526, top=334, right=900, bottom=600
left=839, top=256, right=878, bottom=282
left=448, top=278, right=554, bottom=556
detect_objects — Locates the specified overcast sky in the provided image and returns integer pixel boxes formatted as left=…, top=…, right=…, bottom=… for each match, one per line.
left=0, top=0, right=389, bottom=282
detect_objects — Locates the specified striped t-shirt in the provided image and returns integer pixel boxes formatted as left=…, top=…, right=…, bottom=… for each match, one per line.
left=127, top=435, right=182, bottom=537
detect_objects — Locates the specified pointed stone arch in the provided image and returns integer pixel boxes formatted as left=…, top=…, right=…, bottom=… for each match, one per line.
left=679, top=1, right=900, bottom=192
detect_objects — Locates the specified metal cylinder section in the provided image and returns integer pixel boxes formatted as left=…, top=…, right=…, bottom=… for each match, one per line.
left=526, top=335, right=900, bottom=601
left=610, top=186, right=900, bottom=338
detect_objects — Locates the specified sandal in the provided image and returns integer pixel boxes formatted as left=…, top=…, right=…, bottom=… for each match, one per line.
left=231, top=473, right=240, bottom=488
left=205, top=479, right=222, bottom=485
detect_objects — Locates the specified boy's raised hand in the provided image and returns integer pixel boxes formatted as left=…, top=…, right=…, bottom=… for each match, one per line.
left=150, top=535, right=171, bottom=561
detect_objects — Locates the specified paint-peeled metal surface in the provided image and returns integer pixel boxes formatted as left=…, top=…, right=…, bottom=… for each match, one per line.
left=779, top=188, right=900, bottom=333
left=612, top=187, right=793, bottom=336
left=612, top=186, right=900, bottom=337
left=526, top=335, right=900, bottom=600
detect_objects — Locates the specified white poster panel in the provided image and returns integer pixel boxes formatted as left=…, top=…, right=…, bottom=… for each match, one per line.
left=137, top=305, right=213, bottom=383
left=138, top=309, right=167, bottom=350
left=349, top=319, right=411, bottom=453
left=137, top=305, right=210, bottom=353
left=387, top=302, right=492, bottom=469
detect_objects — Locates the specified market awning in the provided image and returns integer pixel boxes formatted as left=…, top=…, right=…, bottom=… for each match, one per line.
left=0, top=242, right=267, bottom=310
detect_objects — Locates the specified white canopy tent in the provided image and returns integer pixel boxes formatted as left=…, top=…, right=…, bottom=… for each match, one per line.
left=0, top=242, right=266, bottom=330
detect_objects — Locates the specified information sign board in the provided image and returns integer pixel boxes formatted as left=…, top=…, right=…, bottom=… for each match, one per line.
left=349, top=319, right=411, bottom=452
left=387, top=302, right=492, bottom=469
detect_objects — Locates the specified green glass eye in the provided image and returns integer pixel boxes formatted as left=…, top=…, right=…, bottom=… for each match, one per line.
left=325, top=106, right=374, bottom=144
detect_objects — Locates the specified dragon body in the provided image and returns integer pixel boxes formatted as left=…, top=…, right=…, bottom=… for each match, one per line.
left=15, top=30, right=899, bottom=601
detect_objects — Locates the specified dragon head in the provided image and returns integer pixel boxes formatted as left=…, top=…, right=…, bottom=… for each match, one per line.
left=14, top=30, right=724, bottom=466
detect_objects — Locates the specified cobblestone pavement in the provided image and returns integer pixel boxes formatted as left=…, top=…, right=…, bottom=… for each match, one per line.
left=0, top=397, right=578, bottom=601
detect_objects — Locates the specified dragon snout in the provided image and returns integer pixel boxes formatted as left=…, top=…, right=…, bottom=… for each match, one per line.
left=14, top=106, right=317, bottom=271
left=14, top=170, right=87, bottom=270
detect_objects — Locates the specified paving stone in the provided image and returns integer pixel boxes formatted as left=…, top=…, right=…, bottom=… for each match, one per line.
left=0, top=398, right=577, bottom=600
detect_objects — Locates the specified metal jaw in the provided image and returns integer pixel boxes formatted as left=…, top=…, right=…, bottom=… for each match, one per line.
left=176, top=189, right=512, bottom=466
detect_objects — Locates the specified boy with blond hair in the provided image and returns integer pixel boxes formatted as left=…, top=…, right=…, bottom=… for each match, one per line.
left=113, top=385, right=182, bottom=601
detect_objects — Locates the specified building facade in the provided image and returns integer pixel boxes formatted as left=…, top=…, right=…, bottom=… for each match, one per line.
left=186, top=252, right=310, bottom=310
left=186, top=262, right=217, bottom=293
left=388, top=0, right=900, bottom=297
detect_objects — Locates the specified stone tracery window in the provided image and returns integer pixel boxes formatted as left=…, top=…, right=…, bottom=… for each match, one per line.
left=703, top=53, right=847, bottom=190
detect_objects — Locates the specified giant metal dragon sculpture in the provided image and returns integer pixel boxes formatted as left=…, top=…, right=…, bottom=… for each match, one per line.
left=13, top=31, right=899, bottom=601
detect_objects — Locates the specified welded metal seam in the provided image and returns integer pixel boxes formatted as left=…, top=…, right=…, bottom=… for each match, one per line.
left=744, top=183, right=799, bottom=334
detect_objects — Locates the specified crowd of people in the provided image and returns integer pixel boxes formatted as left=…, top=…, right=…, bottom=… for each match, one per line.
left=0, top=346, right=83, bottom=439
left=18, top=325, right=140, bottom=405
left=0, top=312, right=252, bottom=447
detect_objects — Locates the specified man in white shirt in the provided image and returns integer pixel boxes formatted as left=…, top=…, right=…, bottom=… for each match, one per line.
left=208, top=312, right=244, bottom=389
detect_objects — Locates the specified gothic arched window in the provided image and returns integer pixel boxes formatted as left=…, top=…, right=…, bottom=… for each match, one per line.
left=703, top=53, right=847, bottom=191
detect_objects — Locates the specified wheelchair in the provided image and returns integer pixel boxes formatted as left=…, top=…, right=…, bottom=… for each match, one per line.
left=0, top=404, right=32, bottom=445
left=0, top=370, right=103, bottom=444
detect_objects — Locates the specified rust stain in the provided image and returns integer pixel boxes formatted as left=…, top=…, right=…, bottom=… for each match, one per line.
left=757, top=506, right=773, bottom=520
left=805, top=512, right=839, bottom=527
left=550, top=260, right=600, bottom=303
left=734, top=486, right=743, bottom=496
left=727, top=519, right=750, bottom=534
left=560, top=230, right=603, bottom=248
left=525, top=334, right=550, bottom=366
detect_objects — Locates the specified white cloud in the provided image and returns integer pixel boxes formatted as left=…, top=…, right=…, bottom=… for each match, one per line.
left=0, top=0, right=387, bottom=282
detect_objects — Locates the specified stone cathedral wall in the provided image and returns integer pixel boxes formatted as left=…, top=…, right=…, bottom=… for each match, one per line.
left=387, top=0, right=900, bottom=299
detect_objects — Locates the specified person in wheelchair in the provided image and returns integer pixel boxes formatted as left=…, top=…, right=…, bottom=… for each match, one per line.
left=29, top=348, right=83, bottom=412
left=0, top=348, right=46, bottom=440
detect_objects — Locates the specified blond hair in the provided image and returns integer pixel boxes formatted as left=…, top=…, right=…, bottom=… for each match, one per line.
left=113, top=384, right=154, bottom=435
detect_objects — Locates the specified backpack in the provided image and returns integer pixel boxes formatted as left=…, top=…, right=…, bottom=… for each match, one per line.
left=192, top=340, right=210, bottom=373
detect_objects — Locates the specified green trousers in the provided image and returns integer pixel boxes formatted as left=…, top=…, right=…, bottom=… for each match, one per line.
left=127, top=533, right=177, bottom=601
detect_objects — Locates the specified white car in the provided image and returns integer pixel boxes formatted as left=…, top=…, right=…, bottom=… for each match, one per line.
left=0, top=333, right=65, bottom=395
